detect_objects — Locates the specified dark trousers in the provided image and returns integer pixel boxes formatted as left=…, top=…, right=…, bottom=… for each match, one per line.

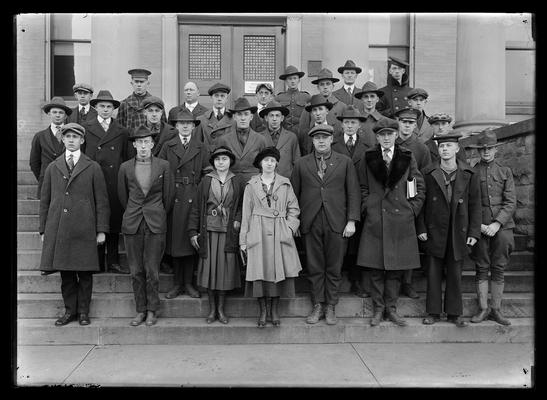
left=124, top=220, right=165, bottom=313
left=60, top=271, right=93, bottom=315
left=471, top=229, right=514, bottom=283
left=172, top=254, right=197, bottom=287
left=367, top=268, right=404, bottom=313
left=98, top=232, right=120, bottom=269
left=304, top=208, right=347, bottom=305
left=426, top=238, right=463, bottom=316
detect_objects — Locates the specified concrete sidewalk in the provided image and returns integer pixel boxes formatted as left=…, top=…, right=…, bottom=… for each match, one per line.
left=15, top=343, right=534, bottom=388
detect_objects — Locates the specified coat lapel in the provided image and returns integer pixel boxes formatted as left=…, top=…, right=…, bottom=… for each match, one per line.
left=450, top=164, right=472, bottom=212
left=98, top=120, right=122, bottom=145
left=179, top=136, right=199, bottom=167
left=46, top=127, right=64, bottom=153
left=431, top=168, right=450, bottom=205
left=276, top=129, right=291, bottom=150
left=241, top=130, right=259, bottom=158
left=54, top=154, right=70, bottom=180
left=322, top=151, right=342, bottom=183
left=304, top=154, right=323, bottom=185
left=66, top=154, right=91, bottom=186
left=227, top=131, right=243, bottom=158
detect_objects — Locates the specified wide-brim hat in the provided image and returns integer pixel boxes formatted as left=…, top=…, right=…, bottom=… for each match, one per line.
left=394, top=107, right=421, bottom=120
left=279, top=65, right=305, bottom=80
left=43, top=96, right=72, bottom=115
left=171, top=110, right=201, bottom=126
left=310, top=68, right=340, bottom=85
left=141, top=96, right=165, bottom=110
left=90, top=90, right=120, bottom=109
left=209, top=145, right=236, bottom=167
left=337, top=59, right=362, bottom=74
left=60, top=122, right=85, bottom=137
left=354, top=81, right=384, bottom=99
left=466, top=129, right=500, bottom=148
left=305, top=94, right=334, bottom=112
left=129, top=125, right=156, bottom=141
left=253, top=146, right=281, bottom=169
left=229, top=97, right=257, bottom=114
left=208, top=82, right=231, bottom=96
left=72, top=83, right=94, bottom=94
left=336, top=105, right=366, bottom=122
left=407, top=88, right=429, bottom=100
left=372, top=118, right=399, bottom=134
left=259, top=100, right=289, bottom=118
left=308, top=124, right=334, bottom=137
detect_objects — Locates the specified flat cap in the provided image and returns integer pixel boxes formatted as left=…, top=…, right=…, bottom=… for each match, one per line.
left=394, top=107, right=421, bottom=120
left=128, top=69, right=152, bottom=78
left=428, top=112, right=453, bottom=124
left=141, top=96, right=165, bottom=110
left=308, top=124, right=334, bottom=137
left=208, top=82, right=231, bottom=96
left=372, top=118, right=399, bottom=134
left=72, top=83, right=94, bottom=93
left=407, top=88, right=429, bottom=99
left=255, top=83, right=274, bottom=94
left=60, top=122, right=85, bottom=137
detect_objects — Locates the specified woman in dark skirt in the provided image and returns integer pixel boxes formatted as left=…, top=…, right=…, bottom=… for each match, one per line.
left=188, top=146, right=244, bottom=324
left=240, top=147, right=302, bottom=328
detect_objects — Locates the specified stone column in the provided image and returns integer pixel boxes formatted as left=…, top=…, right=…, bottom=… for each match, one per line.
left=453, top=14, right=508, bottom=136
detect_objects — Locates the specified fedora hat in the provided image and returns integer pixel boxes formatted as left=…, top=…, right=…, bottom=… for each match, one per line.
left=279, top=65, right=305, bottom=80
left=337, top=60, right=362, bottom=74
left=259, top=100, right=289, bottom=118
left=229, top=97, right=257, bottom=114
left=209, top=145, right=236, bottom=167
left=253, top=146, right=281, bottom=169
left=467, top=129, right=500, bottom=148
left=354, top=81, right=384, bottom=99
left=43, top=97, right=72, bottom=115
left=171, top=110, right=201, bottom=126
left=304, top=94, right=334, bottom=112
left=310, top=68, right=340, bottom=85
left=336, top=105, right=366, bottom=122
left=129, top=125, right=156, bottom=141
left=60, top=123, right=85, bottom=137
left=90, top=90, right=120, bottom=109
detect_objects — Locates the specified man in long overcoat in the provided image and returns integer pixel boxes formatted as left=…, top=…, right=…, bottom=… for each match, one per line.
left=332, top=105, right=372, bottom=298
left=68, top=83, right=98, bottom=124
left=377, top=57, right=413, bottom=118
left=275, top=65, right=311, bottom=135
left=356, top=118, right=425, bottom=327
left=29, top=97, right=72, bottom=199
left=158, top=110, right=210, bottom=299
left=84, top=90, right=132, bottom=274
left=39, top=123, right=110, bottom=326
left=291, top=124, right=360, bottom=326
left=417, top=133, right=481, bottom=327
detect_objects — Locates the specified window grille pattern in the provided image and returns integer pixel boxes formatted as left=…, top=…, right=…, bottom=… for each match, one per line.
left=189, top=34, right=221, bottom=80
left=243, top=35, right=276, bottom=81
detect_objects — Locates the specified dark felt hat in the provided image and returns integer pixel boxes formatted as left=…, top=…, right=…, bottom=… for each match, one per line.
left=141, top=96, right=165, bottom=110
left=253, top=146, right=281, bottom=169
left=372, top=118, right=399, bottom=135
left=229, top=97, right=257, bottom=114
left=255, top=83, right=274, bottom=94
left=310, top=68, right=340, bottom=85
left=209, top=145, right=236, bottom=167
left=337, top=59, right=362, bottom=74
left=208, top=82, right=231, bottom=96
left=388, top=57, right=409, bottom=68
left=434, top=131, right=462, bottom=144
left=279, top=65, right=305, bottom=80
left=308, top=124, right=334, bottom=137
left=129, top=125, right=156, bottom=141
left=72, top=83, right=94, bottom=94
left=171, top=109, right=201, bottom=126
left=394, top=107, right=421, bottom=120
left=304, top=94, right=334, bottom=112
left=428, top=112, right=453, bottom=124
left=128, top=68, right=152, bottom=79
left=466, top=129, right=500, bottom=148
left=407, top=88, right=429, bottom=100
left=336, top=105, right=366, bottom=122
left=60, top=122, right=85, bottom=137
left=259, top=100, right=289, bottom=118
left=43, top=97, right=72, bottom=115
left=354, top=81, right=384, bottom=99
left=90, top=90, right=120, bottom=109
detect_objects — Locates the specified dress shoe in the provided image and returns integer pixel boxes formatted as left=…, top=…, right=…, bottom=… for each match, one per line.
left=488, top=308, right=511, bottom=326
left=471, top=308, right=490, bottom=323
left=306, top=303, right=324, bottom=324
left=385, top=310, right=408, bottom=326
left=447, top=315, right=468, bottom=327
left=165, top=286, right=182, bottom=299
left=356, top=289, right=371, bottom=298
left=55, top=312, right=77, bottom=326
left=78, top=313, right=90, bottom=325
left=130, top=312, right=146, bottom=326
left=41, top=270, right=56, bottom=276
left=145, top=311, right=157, bottom=326
left=401, top=284, right=419, bottom=299
left=206, top=312, right=217, bottom=324
left=422, top=314, right=440, bottom=325
left=109, top=264, right=130, bottom=274
left=185, top=284, right=201, bottom=298
left=160, top=262, right=173, bottom=274
left=325, top=304, right=337, bottom=325
left=370, top=310, right=383, bottom=326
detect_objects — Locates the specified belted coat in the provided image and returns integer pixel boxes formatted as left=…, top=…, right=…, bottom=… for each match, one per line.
left=39, top=154, right=110, bottom=272
left=29, top=127, right=66, bottom=199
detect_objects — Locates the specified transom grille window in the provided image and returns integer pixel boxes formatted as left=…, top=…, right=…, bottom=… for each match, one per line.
left=188, top=34, right=221, bottom=80
left=243, top=35, right=276, bottom=81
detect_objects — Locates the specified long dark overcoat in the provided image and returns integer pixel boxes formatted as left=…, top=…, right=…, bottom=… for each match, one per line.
left=153, top=122, right=179, bottom=157
left=67, top=106, right=98, bottom=124
left=83, top=118, right=131, bottom=233
left=39, top=154, right=110, bottom=271
left=29, top=127, right=65, bottom=198
left=332, top=87, right=366, bottom=111
left=168, top=103, right=209, bottom=125
left=377, top=75, right=413, bottom=118
left=195, top=110, right=236, bottom=151
left=416, top=160, right=482, bottom=261
left=158, top=132, right=210, bottom=257
left=356, top=145, right=425, bottom=270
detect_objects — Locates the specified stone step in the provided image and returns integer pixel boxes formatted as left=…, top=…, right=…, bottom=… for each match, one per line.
left=18, top=160, right=31, bottom=171
left=18, top=170, right=37, bottom=185
left=17, top=317, right=534, bottom=345
left=17, top=200, right=40, bottom=215
left=17, top=292, right=533, bottom=319
left=17, top=215, right=39, bottom=232
left=18, top=185, right=38, bottom=200
left=16, top=270, right=535, bottom=295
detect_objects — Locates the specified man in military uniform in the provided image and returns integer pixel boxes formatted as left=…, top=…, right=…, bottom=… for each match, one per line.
left=250, top=83, right=274, bottom=133
left=425, top=114, right=467, bottom=164
left=468, top=129, right=516, bottom=326
left=354, top=81, right=386, bottom=148
left=194, top=82, right=234, bottom=151
left=167, top=81, right=209, bottom=125
left=116, top=68, right=167, bottom=132
left=377, top=57, right=413, bottom=118
left=275, top=65, right=311, bottom=136
left=332, top=60, right=365, bottom=111
left=68, top=83, right=97, bottom=124
left=407, top=88, right=434, bottom=143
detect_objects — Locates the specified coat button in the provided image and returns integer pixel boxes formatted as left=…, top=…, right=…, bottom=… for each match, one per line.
left=176, top=183, right=179, bottom=187
left=63, top=176, right=67, bottom=180
left=110, top=165, right=113, bottom=168
left=175, top=199, right=179, bottom=203
left=65, top=192, right=69, bottom=195
left=273, top=210, right=279, bottom=216
left=63, top=208, right=67, bottom=212
left=273, top=195, right=278, bottom=201
left=111, top=146, right=114, bottom=150
left=98, top=146, right=101, bottom=150
left=189, top=199, right=192, bottom=203
left=394, top=97, right=398, bottom=101
left=458, top=198, right=463, bottom=203
left=395, top=209, right=399, bottom=212
left=432, top=196, right=437, bottom=201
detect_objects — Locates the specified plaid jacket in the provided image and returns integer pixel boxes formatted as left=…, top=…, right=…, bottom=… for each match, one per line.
left=116, top=92, right=167, bottom=133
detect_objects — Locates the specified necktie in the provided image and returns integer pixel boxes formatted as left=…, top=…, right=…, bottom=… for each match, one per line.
left=182, top=137, right=188, bottom=149
left=67, top=154, right=74, bottom=172
left=55, top=126, right=62, bottom=143
left=79, top=107, right=86, bottom=121
left=347, top=87, right=352, bottom=96
left=217, top=112, right=223, bottom=121
left=383, top=148, right=391, bottom=167
left=347, top=136, right=354, bottom=152
left=318, top=156, right=327, bottom=179
left=101, top=120, right=109, bottom=132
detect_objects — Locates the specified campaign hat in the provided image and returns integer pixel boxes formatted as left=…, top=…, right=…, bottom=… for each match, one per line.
left=354, top=81, right=384, bottom=99
left=310, top=68, right=340, bottom=85
left=466, top=129, right=500, bottom=148
left=279, top=65, right=305, bottom=80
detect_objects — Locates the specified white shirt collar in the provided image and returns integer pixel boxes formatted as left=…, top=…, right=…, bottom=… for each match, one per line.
left=65, top=149, right=81, bottom=164
left=79, top=104, right=90, bottom=113
left=51, top=123, right=63, bottom=134
left=344, top=84, right=355, bottom=92
left=344, top=133, right=357, bottom=144
left=214, top=107, right=225, bottom=117
left=97, top=116, right=111, bottom=124
left=185, top=102, right=197, bottom=112
left=179, top=133, right=191, bottom=143
left=382, top=145, right=394, bottom=156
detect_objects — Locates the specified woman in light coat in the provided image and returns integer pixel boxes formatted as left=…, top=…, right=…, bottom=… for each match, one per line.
left=240, top=147, right=302, bottom=328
